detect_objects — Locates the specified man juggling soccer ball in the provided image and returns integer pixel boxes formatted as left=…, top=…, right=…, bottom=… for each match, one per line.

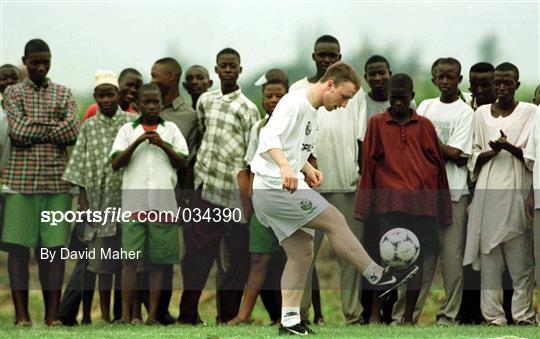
left=250, top=62, right=418, bottom=336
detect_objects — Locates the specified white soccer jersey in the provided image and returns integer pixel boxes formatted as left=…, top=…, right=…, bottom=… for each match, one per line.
left=290, top=79, right=367, bottom=192
left=251, top=89, right=318, bottom=189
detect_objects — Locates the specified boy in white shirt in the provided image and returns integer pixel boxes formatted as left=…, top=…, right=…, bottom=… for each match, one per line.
left=464, top=62, right=536, bottom=325
left=111, top=83, right=188, bottom=324
left=415, top=58, right=475, bottom=325
left=251, top=62, right=417, bottom=335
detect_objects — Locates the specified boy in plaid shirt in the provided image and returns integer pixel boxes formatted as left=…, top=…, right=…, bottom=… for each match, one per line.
left=63, top=70, right=135, bottom=323
left=1, top=39, right=79, bottom=326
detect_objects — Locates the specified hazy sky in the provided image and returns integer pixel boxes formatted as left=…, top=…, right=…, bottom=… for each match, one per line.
left=1, top=1, right=538, bottom=94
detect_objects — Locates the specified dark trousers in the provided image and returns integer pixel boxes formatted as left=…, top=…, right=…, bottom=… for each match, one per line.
left=179, top=199, right=250, bottom=324
left=361, top=217, right=396, bottom=323
left=158, top=265, right=173, bottom=320
left=259, top=249, right=286, bottom=322
left=57, top=229, right=121, bottom=324
left=57, top=257, right=95, bottom=325
left=57, top=229, right=95, bottom=325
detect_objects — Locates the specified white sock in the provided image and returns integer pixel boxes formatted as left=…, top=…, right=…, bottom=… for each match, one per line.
left=362, top=260, right=384, bottom=284
left=281, top=307, right=301, bottom=327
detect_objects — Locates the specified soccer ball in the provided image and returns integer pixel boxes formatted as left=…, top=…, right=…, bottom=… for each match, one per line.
left=379, top=228, right=420, bottom=269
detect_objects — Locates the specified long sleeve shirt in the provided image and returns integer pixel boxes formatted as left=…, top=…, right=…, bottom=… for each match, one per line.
left=355, top=109, right=452, bottom=226
left=194, top=88, right=259, bottom=208
left=2, top=78, right=79, bottom=193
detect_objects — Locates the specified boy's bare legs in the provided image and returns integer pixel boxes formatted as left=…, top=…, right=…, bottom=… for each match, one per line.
left=121, top=260, right=138, bottom=322
left=305, top=205, right=374, bottom=273
left=35, top=246, right=65, bottom=325
left=229, top=253, right=272, bottom=324
left=133, top=272, right=149, bottom=322
left=148, top=264, right=165, bottom=323
left=113, top=271, right=122, bottom=321
left=8, top=246, right=31, bottom=324
left=98, top=274, right=113, bottom=322
left=81, top=268, right=95, bottom=324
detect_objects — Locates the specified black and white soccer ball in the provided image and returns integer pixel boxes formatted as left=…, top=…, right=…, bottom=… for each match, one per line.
left=379, top=228, right=420, bottom=269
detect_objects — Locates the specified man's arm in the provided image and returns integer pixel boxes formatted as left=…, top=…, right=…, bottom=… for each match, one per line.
left=302, top=160, right=323, bottom=188
left=267, top=148, right=298, bottom=193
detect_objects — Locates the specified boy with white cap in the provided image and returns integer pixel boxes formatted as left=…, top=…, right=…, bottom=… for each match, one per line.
left=63, top=70, right=136, bottom=323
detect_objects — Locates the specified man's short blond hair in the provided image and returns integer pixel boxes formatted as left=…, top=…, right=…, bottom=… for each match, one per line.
left=319, top=62, right=360, bottom=90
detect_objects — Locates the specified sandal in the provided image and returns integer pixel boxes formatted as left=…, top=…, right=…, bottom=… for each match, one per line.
left=131, top=319, right=143, bottom=325
left=47, top=320, right=62, bottom=327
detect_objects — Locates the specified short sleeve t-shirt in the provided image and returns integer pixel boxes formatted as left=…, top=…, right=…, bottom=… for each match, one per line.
left=110, top=119, right=189, bottom=213
left=289, top=77, right=367, bottom=192
left=417, top=98, right=475, bottom=201
left=289, top=77, right=310, bottom=92
left=251, top=89, right=318, bottom=189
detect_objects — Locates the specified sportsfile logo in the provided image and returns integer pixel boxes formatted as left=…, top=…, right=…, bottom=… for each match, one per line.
left=40, top=207, right=242, bottom=226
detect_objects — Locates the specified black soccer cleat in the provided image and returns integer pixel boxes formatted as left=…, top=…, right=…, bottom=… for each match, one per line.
left=376, top=264, right=419, bottom=298
left=279, top=322, right=311, bottom=336
left=300, top=321, right=315, bottom=334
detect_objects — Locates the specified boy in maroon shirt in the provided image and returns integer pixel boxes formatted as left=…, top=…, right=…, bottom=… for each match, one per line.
left=356, top=73, right=452, bottom=324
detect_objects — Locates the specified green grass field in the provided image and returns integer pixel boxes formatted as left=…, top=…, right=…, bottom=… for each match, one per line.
left=2, top=241, right=540, bottom=338
left=1, top=323, right=539, bottom=338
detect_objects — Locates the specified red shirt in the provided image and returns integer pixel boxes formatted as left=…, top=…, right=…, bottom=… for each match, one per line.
left=83, top=103, right=138, bottom=121
left=355, top=109, right=452, bottom=226
left=142, top=123, right=158, bottom=132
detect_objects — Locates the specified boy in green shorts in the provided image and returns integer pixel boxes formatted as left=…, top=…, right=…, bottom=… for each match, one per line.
left=1, top=39, right=79, bottom=326
left=228, top=69, right=289, bottom=325
left=63, top=70, right=136, bottom=323
left=111, top=83, right=188, bottom=324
